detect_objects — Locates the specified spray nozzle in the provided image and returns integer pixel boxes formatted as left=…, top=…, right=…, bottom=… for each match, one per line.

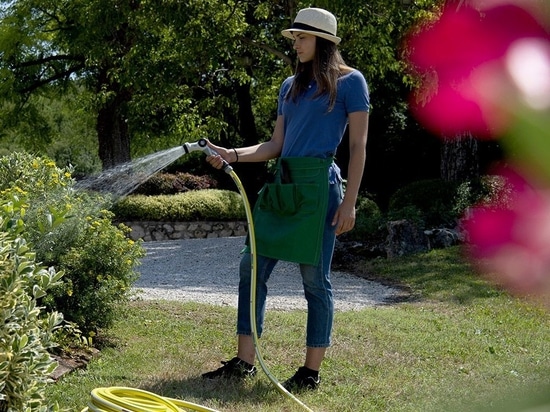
left=182, top=139, right=233, bottom=174
left=182, top=138, right=209, bottom=155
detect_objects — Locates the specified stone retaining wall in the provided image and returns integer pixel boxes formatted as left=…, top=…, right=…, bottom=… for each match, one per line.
left=120, top=220, right=248, bottom=241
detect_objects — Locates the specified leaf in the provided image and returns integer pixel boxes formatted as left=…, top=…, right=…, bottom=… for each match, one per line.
left=33, top=284, right=46, bottom=299
left=19, top=334, right=28, bottom=350
left=46, top=213, right=53, bottom=228
left=16, top=260, right=35, bottom=276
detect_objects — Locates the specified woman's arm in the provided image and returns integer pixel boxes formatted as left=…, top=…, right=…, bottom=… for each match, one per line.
left=331, top=111, right=369, bottom=235
left=206, top=116, right=284, bottom=168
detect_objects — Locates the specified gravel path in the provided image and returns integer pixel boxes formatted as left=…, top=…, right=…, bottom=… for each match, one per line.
left=133, top=236, right=400, bottom=311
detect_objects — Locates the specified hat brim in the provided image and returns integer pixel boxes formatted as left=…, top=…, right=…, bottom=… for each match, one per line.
left=281, top=29, right=341, bottom=45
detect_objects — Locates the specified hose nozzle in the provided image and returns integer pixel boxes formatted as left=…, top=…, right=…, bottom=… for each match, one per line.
left=182, top=139, right=233, bottom=174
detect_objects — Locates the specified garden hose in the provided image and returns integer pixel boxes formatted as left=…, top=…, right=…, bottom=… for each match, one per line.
left=229, top=169, right=315, bottom=412
left=82, top=141, right=314, bottom=412
left=84, top=387, right=218, bottom=412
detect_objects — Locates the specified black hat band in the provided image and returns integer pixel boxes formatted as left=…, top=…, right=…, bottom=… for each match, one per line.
left=290, top=22, right=335, bottom=36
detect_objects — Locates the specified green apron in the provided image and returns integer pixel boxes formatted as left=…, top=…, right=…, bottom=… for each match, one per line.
left=252, top=157, right=332, bottom=266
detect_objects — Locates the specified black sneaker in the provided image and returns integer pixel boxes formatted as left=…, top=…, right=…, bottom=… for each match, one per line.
left=201, top=357, right=257, bottom=380
left=283, top=366, right=320, bottom=392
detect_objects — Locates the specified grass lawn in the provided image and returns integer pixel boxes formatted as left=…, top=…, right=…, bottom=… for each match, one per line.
left=46, top=247, right=550, bottom=412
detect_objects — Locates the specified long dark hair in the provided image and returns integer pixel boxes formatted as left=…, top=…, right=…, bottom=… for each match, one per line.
left=286, top=37, right=350, bottom=112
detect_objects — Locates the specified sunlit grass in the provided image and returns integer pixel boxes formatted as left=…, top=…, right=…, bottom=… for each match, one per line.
left=46, top=247, right=550, bottom=412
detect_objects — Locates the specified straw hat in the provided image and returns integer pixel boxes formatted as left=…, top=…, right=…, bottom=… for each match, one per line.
left=281, top=8, right=341, bottom=45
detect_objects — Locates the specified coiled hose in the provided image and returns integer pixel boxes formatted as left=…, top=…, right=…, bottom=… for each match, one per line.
left=82, top=155, right=314, bottom=412
left=84, top=387, right=218, bottom=412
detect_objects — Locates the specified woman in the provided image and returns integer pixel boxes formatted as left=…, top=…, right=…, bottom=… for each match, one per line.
left=202, top=7, right=370, bottom=392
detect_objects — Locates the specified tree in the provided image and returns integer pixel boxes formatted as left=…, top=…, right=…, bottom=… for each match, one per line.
left=0, top=0, right=252, bottom=169
left=1, top=0, right=446, bottom=206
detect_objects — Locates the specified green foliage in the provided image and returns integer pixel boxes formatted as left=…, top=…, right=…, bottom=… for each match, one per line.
left=346, top=195, right=384, bottom=240
left=0, top=88, right=100, bottom=178
left=453, top=175, right=513, bottom=214
left=0, top=151, right=145, bottom=334
left=387, top=204, right=425, bottom=227
left=388, top=179, right=460, bottom=227
left=0, top=198, right=64, bottom=412
left=321, top=0, right=439, bottom=89
left=45, top=212, right=142, bottom=333
left=0, top=0, right=443, bottom=183
left=388, top=176, right=514, bottom=229
left=133, top=172, right=218, bottom=196
left=112, top=190, right=245, bottom=221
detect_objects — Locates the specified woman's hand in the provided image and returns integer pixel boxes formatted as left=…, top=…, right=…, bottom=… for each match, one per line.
left=205, top=140, right=233, bottom=169
left=331, top=200, right=356, bottom=236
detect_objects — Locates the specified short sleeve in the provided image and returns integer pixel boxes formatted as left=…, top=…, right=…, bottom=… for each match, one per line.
left=278, top=77, right=294, bottom=116
left=343, top=70, right=370, bottom=114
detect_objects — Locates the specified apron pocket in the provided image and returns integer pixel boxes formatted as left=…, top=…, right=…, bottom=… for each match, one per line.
left=259, top=183, right=319, bottom=216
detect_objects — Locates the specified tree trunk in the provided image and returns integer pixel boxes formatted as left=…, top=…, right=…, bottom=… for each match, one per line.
left=438, top=0, right=481, bottom=183
left=233, top=67, right=267, bottom=206
left=440, top=133, right=479, bottom=182
left=96, top=71, right=132, bottom=170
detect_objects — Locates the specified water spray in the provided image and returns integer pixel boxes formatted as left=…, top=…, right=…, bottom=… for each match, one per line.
left=83, top=140, right=315, bottom=412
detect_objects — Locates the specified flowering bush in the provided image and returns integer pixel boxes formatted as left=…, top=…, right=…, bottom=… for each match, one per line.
left=0, top=152, right=145, bottom=334
left=405, top=0, right=550, bottom=300
left=406, top=1, right=550, bottom=139
left=465, top=167, right=550, bottom=295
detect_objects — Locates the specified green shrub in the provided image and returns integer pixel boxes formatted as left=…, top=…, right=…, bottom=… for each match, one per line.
left=0, top=152, right=145, bottom=335
left=453, top=174, right=512, bottom=215
left=386, top=205, right=425, bottom=227
left=388, top=179, right=460, bottom=227
left=45, top=211, right=142, bottom=333
left=346, top=196, right=384, bottom=241
left=133, top=172, right=218, bottom=195
left=112, top=189, right=246, bottom=221
left=387, top=176, right=513, bottom=229
left=0, top=197, right=64, bottom=412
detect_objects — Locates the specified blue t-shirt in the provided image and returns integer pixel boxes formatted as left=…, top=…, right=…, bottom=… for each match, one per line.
left=278, top=70, right=370, bottom=159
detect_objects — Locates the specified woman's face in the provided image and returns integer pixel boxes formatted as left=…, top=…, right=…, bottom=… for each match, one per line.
left=292, top=32, right=317, bottom=63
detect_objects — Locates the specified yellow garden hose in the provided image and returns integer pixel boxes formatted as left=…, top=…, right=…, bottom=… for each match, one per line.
left=230, top=170, right=315, bottom=412
left=82, top=145, right=314, bottom=411
left=84, top=387, right=218, bottom=412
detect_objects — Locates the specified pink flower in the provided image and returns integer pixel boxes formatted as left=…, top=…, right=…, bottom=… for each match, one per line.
left=464, top=167, right=550, bottom=296
left=405, top=3, right=550, bottom=137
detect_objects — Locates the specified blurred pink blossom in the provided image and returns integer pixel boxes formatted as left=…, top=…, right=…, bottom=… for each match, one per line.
left=405, top=1, right=550, bottom=300
left=464, top=167, right=550, bottom=296
left=405, top=2, right=550, bottom=137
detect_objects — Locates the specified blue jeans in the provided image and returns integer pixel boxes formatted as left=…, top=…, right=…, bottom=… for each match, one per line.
left=236, top=181, right=343, bottom=348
